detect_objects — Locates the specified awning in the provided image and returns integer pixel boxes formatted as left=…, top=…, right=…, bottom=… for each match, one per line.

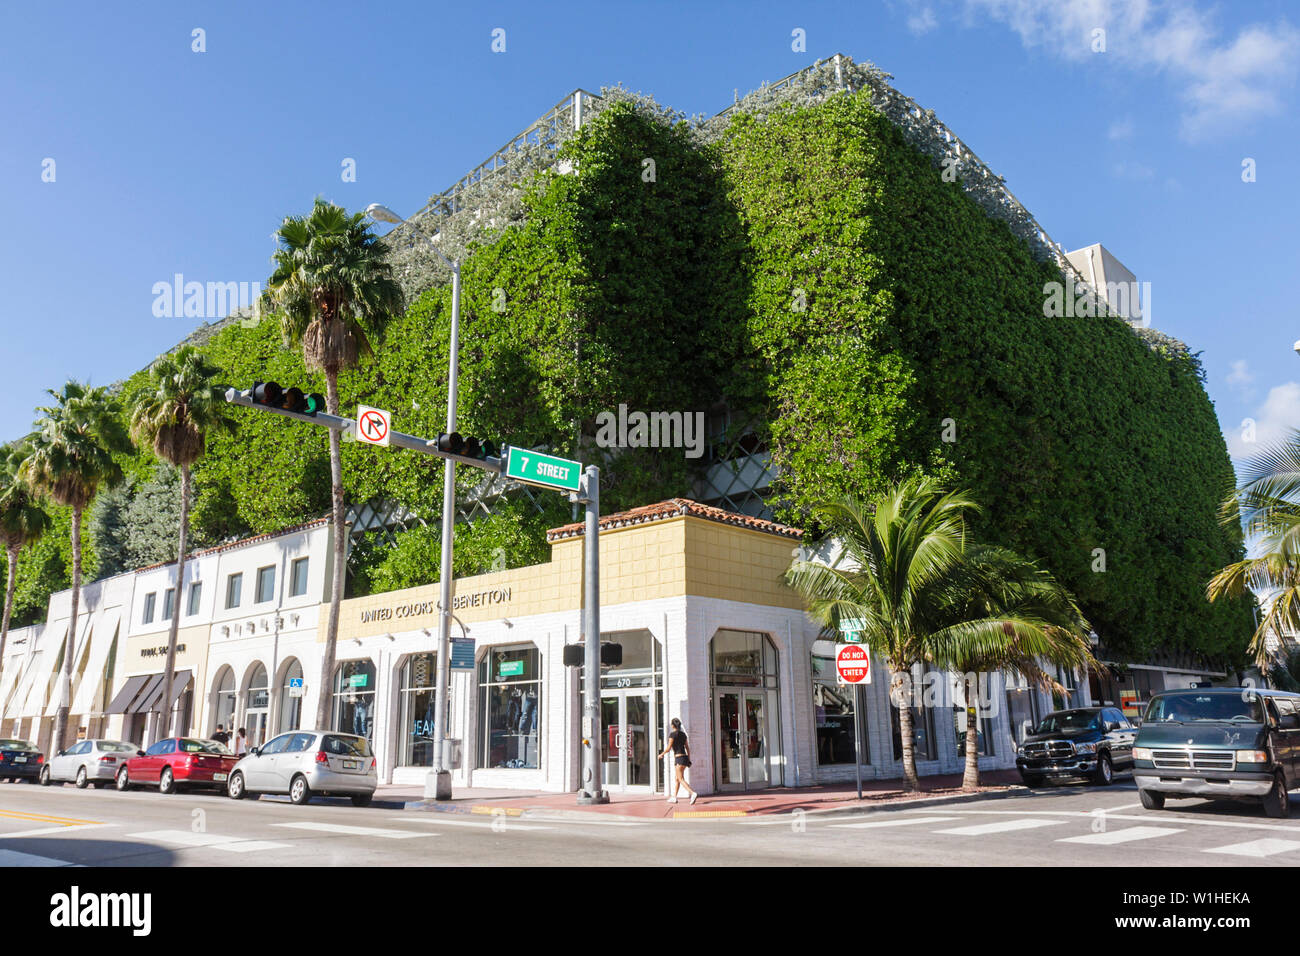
left=70, top=609, right=122, bottom=715
left=20, top=623, right=65, bottom=718
left=162, top=669, right=193, bottom=711
left=0, top=651, right=27, bottom=717
left=46, top=614, right=93, bottom=717
left=127, top=674, right=166, bottom=715
left=104, top=674, right=150, bottom=715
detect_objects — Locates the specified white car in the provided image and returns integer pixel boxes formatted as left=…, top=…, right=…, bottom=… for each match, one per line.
left=40, top=739, right=139, bottom=788
left=227, top=730, right=378, bottom=806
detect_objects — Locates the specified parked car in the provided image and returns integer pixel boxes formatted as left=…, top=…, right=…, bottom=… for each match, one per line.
left=40, top=739, right=137, bottom=788
left=1015, top=706, right=1136, bottom=786
left=0, top=739, right=44, bottom=783
left=227, top=730, right=377, bottom=806
left=1133, top=687, right=1300, bottom=817
left=115, top=737, right=239, bottom=794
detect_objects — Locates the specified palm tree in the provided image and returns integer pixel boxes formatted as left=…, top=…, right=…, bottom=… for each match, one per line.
left=262, top=199, right=404, bottom=728
left=0, top=443, right=53, bottom=685
left=21, top=382, right=132, bottom=751
left=785, top=478, right=978, bottom=791
left=934, top=544, right=1094, bottom=790
left=785, top=478, right=1094, bottom=791
left=130, top=346, right=233, bottom=736
left=1208, top=430, right=1300, bottom=664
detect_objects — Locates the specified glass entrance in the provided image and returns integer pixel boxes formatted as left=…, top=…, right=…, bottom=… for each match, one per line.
left=715, top=689, right=771, bottom=791
left=600, top=690, right=656, bottom=792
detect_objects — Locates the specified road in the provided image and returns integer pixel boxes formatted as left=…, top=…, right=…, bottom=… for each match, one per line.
left=3, top=778, right=1300, bottom=866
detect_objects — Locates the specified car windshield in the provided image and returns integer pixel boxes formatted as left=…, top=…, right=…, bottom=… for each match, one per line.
left=0, top=739, right=34, bottom=751
left=96, top=741, right=137, bottom=753
left=179, top=738, right=233, bottom=754
left=1145, top=693, right=1264, bottom=723
left=321, top=734, right=372, bottom=758
left=1033, top=711, right=1099, bottom=733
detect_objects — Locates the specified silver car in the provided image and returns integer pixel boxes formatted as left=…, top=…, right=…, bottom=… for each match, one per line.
left=40, top=739, right=139, bottom=788
left=227, top=730, right=377, bottom=806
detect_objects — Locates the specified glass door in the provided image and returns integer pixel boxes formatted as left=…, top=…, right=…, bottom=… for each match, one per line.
left=715, top=689, right=770, bottom=791
left=599, top=691, right=656, bottom=792
left=601, top=695, right=622, bottom=788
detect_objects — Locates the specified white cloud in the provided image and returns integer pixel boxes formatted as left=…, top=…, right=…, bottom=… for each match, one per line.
left=908, top=6, right=939, bottom=35
left=920, top=0, right=1300, bottom=140
left=1111, top=160, right=1154, bottom=179
left=1227, top=359, right=1254, bottom=389
left=1227, top=381, right=1300, bottom=461
left=1107, top=116, right=1135, bottom=140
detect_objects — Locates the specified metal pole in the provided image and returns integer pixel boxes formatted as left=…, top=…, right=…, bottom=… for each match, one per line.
left=428, top=260, right=461, bottom=802
left=853, top=682, right=864, bottom=800
left=577, top=465, right=607, bottom=804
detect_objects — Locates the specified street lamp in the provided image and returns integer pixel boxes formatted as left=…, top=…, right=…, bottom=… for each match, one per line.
left=368, top=202, right=460, bottom=801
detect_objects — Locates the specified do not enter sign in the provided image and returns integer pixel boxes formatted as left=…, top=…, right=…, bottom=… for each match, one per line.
left=836, top=643, right=871, bottom=685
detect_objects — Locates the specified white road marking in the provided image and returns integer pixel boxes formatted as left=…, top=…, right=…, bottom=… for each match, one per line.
left=926, top=808, right=1300, bottom=833
left=129, top=829, right=290, bottom=852
left=0, top=823, right=118, bottom=839
left=272, top=821, right=432, bottom=840
left=1204, top=838, right=1300, bottom=858
left=391, top=817, right=554, bottom=831
left=831, top=816, right=960, bottom=829
left=1058, top=826, right=1184, bottom=845
left=0, top=849, right=82, bottom=867
left=934, top=818, right=1067, bottom=836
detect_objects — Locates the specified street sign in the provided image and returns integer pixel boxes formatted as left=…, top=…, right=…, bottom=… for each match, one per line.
left=838, top=618, right=866, bottom=631
left=288, top=677, right=304, bottom=698
left=356, top=405, right=391, bottom=446
left=835, top=643, right=871, bottom=685
left=450, top=637, right=476, bottom=671
left=505, top=447, right=583, bottom=492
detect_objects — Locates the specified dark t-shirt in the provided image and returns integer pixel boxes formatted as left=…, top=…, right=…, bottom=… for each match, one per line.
left=212, top=731, right=230, bottom=745
left=670, top=730, right=688, bottom=755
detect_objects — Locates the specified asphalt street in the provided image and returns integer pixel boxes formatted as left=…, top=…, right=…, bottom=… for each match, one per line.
left=3, top=777, right=1300, bottom=866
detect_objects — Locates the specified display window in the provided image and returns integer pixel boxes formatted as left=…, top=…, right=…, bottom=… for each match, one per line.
left=399, top=653, right=450, bottom=767
left=477, top=646, right=540, bottom=770
left=332, top=659, right=376, bottom=742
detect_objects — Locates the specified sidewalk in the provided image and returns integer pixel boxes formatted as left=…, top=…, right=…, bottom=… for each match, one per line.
left=372, top=769, right=1027, bottom=820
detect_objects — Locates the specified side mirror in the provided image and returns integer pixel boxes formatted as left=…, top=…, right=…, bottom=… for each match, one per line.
left=1105, top=722, right=1120, bottom=733
left=1281, top=715, right=1300, bottom=731
left=137, top=750, right=146, bottom=757
left=249, top=747, right=260, bottom=757
left=57, top=750, right=66, bottom=757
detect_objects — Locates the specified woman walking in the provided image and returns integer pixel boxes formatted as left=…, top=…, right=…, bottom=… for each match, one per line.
left=659, top=718, right=698, bottom=805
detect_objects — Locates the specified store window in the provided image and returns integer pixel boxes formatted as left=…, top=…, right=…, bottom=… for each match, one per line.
left=710, top=629, right=780, bottom=688
left=399, top=653, right=451, bottom=767
left=478, top=645, right=540, bottom=769
left=332, top=659, right=376, bottom=741
left=1005, top=683, right=1041, bottom=746
left=278, top=658, right=303, bottom=734
left=225, top=573, right=242, bottom=609
left=290, top=558, right=310, bottom=597
left=255, top=565, right=275, bottom=604
left=890, top=666, right=938, bottom=762
left=244, top=663, right=270, bottom=747
left=811, top=644, right=867, bottom=766
left=187, top=582, right=202, bottom=617
left=142, top=593, right=156, bottom=625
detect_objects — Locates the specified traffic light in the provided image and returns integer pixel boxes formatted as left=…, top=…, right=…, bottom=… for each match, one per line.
left=436, top=432, right=499, bottom=459
left=250, top=382, right=325, bottom=416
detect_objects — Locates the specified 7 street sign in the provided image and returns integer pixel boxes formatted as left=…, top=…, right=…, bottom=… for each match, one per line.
left=505, top=447, right=583, bottom=492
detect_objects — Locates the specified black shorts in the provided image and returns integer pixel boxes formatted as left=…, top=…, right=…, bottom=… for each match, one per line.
left=675, top=755, right=691, bottom=767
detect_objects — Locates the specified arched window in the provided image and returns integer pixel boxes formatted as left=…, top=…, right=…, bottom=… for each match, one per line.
left=244, top=663, right=269, bottom=747
left=278, top=658, right=303, bottom=734
left=211, top=666, right=236, bottom=736
left=332, top=660, right=377, bottom=741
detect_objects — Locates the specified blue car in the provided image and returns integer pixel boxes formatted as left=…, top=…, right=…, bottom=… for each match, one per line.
left=0, top=739, right=45, bottom=783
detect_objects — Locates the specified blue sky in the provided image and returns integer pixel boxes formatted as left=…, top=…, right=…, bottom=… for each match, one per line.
left=2, top=0, right=1297, bottom=469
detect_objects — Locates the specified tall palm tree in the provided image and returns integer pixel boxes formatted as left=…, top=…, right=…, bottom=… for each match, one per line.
left=262, top=199, right=404, bottom=728
left=1208, top=430, right=1300, bottom=664
left=0, top=443, right=53, bottom=685
left=130, top=346, right=233, bottom=736
left=934, top=544, right=1094, bottom=790
left=21, top=382, right=132, bottom=751
left=785, top=478, right=979, bottom=791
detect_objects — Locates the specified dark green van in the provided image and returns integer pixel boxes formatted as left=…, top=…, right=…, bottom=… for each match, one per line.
left=1133, top=687, right=1300, bottom=817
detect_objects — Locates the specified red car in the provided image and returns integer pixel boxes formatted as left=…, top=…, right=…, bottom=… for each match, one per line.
left=115, top=737, right=239, bottom=794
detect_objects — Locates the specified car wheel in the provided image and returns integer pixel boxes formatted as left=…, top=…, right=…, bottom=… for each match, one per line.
left=228, top=771, right=246, bottom=800
left=159, top=767, right=175, bottom=795
left=1263, top=771, right=1291, bottom=818
left=75, top=766, right=89, bottom=790
left=39, top=766, right=51, bottom=786
left=350, top=793, right=373, bottom=808
left=1139, top=788, right=1165, bottom=810
left=1091, top=753, right=1113, bottom=786
left=1020, top=773, right=1045, bottom=788
left=116, top=767, right=132, bottom=791
left=289, top=775, right=312, bottom=806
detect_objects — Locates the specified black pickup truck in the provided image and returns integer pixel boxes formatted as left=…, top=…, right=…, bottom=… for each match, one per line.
left=1015, top=707, right=1136, bottom=787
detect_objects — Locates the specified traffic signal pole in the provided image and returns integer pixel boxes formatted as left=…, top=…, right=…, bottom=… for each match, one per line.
left=574, top=464, right=607, bottom=805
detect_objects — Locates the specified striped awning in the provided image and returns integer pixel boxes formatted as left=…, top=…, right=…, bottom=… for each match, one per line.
left=104, top=674, right=150, bottom=715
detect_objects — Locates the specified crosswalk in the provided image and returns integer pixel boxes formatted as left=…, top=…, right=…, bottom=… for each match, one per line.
left=827, top=808, right=1300, bottom=859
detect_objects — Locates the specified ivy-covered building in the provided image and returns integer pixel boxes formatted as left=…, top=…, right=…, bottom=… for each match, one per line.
left=3, top=54, right=1252, bottom=719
